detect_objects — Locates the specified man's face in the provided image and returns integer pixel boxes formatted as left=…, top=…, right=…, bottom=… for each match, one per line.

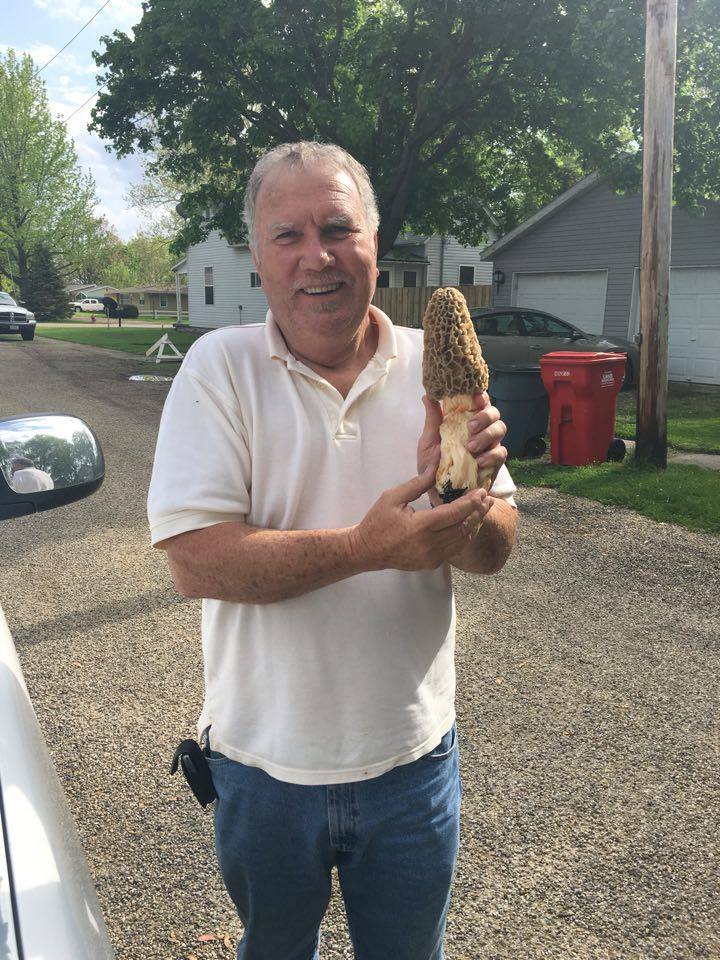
left=250, top=162, right=378, bottom=346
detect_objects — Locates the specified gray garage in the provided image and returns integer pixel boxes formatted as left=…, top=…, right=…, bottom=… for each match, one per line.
left=481, top=173, right=720, bottom=385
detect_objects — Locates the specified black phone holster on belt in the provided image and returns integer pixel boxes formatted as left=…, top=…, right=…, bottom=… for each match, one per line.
left=170, top=739, right=218, bottom=808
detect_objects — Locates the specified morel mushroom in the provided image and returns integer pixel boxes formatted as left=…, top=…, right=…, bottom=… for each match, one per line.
left=422, top=287, right=492, bottom=503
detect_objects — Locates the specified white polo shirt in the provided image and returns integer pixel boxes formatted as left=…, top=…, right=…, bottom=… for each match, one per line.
left=148, top=307, right=516, bottom=784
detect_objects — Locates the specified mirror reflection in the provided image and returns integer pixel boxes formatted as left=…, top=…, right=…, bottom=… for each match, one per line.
left=0, top=416, right=103, bottom=493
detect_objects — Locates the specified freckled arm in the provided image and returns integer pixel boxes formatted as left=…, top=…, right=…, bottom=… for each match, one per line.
left=159, top=521, right=367, bottom=604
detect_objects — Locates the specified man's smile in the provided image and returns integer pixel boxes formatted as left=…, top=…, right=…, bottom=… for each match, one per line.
left=300, top=282, right=343, bottom=296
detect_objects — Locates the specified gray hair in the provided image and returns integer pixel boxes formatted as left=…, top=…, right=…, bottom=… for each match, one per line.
left=243, top=141, right=380, bottom=248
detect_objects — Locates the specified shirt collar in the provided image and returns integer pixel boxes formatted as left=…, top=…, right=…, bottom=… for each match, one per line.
left=265, top=305, right=398, bottom=367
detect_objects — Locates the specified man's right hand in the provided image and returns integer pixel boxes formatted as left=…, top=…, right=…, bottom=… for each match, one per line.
left=349, top=465, right=489, bottom=572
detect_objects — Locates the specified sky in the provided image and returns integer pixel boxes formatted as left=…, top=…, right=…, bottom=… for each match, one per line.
left=3, top=0, right=152, bottom=240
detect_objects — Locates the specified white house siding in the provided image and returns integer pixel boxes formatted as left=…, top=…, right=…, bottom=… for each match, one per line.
left=425, top=236, right=494, bottom=287
left=377, top=262, right=428, bottom=287
left=186, top=230, right=268, bottom=327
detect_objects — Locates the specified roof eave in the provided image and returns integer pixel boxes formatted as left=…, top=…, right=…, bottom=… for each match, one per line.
left=480, top=172, right=601, bottom=260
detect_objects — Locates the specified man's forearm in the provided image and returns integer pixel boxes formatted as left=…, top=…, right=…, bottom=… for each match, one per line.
left=162, top=521, right=368, bottom=604
left=450, top=499, right=518, bottom=575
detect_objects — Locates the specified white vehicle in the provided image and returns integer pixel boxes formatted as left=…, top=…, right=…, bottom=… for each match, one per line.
left=71, top=298, right=104, bottom=313
left=0, top=293, right=36, bottom=341
left=0, top=415, right=114, bottom=959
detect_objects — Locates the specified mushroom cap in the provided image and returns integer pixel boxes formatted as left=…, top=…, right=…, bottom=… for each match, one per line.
left=422, top=287, right=489, bottom=401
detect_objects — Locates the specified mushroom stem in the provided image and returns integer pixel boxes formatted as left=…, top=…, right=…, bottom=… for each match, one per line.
left=437, top=394, right=494, bottom=503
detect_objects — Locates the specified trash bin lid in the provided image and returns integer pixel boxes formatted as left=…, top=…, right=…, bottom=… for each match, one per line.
left=539, top=351, right=626, bottom=365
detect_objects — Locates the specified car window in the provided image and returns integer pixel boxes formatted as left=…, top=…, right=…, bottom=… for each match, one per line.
left=474, top=313, right=523, bottom=336
left=0, top=292, right=17, bottom=306
left=522, top=312, right=574, bottom=337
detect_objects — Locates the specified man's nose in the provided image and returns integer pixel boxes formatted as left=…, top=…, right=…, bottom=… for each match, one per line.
left=299, top=233, right=335, bottom=271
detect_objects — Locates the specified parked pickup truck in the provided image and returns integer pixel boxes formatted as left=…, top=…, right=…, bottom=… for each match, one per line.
left=0, top=291, right=36, bottom=341
left=71, top=298, right=105, bottom=312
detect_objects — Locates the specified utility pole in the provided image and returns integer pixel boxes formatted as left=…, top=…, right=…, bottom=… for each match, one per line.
left=636, top=0, right=679, bottom=467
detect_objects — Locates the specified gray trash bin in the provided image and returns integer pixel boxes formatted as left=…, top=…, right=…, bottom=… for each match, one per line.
left=488, top=365, right=549, bottom=459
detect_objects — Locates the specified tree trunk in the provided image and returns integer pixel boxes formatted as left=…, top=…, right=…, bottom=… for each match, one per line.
left=17, top=243, right=29, bottom=302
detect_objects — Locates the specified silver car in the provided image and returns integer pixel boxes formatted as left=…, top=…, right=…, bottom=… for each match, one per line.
left=470, top=307, right=640, bottom=389
left=0, top=415, right=114, bottom=959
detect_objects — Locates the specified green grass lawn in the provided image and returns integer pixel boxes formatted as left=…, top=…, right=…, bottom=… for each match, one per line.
left=37, top=324, right=205, bottom=355
left=615, top=388, right=720, bottom=454
left=510, top=458, right=720, bottom=533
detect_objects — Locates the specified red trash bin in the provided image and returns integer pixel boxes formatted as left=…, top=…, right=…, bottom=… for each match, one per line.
left=539, top=352, right=626, bottom=466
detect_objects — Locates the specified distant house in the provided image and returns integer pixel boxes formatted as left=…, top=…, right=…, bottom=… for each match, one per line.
left=66, top=283, right=120, bottom=300
left=173, top=231, right=494, bottom=329
left=114, top=285, right=188, bottom=316
left=480, top=172, right=720, bottom=385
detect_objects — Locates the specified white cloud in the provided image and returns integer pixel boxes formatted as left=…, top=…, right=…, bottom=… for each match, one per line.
left=0, top=42, right=99, bottom=76
left=33, top=0, right=144, bottom=30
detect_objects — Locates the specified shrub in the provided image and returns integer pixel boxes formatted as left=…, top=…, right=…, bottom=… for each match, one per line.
left=118, top=304, right=139, bottom=318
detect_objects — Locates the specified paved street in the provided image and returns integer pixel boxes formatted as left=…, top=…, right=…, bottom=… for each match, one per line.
left=0, top=334, right=718, bottom=960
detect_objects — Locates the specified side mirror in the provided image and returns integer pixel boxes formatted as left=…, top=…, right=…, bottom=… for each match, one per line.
left=0, top=415, right=104, bottom=521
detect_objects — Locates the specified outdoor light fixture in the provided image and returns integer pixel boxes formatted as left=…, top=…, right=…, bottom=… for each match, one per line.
left=492, top=268, right=505, bottom=293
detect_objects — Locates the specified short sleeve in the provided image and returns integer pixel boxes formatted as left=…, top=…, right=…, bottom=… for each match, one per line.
left=489, top=463, right=517, bottom=508
left=147, top=367, right=251, bottom=546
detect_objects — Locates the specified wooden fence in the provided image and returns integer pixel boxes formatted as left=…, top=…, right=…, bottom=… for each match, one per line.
left=371, top=284, right=491, bottom=328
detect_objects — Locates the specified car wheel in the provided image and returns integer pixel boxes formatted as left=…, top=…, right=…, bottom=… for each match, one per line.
left=21, top=329, right=35, bottom=341
left=523, top=435, right=547, bottom=459
left=622, top=357, right=634, bottom=390
left=607, top=438, right=626, bottom=462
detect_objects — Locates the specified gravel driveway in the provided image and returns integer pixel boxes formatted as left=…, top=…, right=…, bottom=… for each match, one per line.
left=0, top=334, right=718, bottom=959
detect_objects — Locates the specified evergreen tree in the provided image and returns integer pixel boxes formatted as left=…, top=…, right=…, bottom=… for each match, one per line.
left=24, top=242, right=72, bottom=322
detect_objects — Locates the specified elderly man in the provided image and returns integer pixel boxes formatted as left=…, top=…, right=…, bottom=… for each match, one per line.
left=148, top=141, right=518, bottom=960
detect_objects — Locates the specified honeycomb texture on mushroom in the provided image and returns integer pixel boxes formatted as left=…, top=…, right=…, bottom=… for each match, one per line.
left=422, top=287, right=489, bottom=401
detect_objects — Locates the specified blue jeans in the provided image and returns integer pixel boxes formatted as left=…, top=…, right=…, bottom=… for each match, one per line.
left=206, top=725, right=462, bottom=960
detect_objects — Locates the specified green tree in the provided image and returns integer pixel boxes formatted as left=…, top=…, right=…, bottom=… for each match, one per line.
left=125, top=155, right=185, bottom=236
left=0, top=50, right=103, bottom=294
left=122, top=231, right=175, bottom=285
left=24, top=241, right=72, bottom=322
left=91, top=0, right=720, bottom=258
left=71, top=218, right=125, bottom=285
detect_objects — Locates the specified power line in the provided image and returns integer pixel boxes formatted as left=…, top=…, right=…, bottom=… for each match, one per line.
left=36, top=0, right=113, bottom=75
left=62, top=87, right=156, bottom=126
left=63, top=87, right=104, bottom=123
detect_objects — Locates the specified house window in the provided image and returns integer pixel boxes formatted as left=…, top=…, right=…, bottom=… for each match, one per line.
left=204, top=267, right=214, bottom=305
left=403, top=271, right=417, bottom=288
left=160, top=293, right=168, bottom=308
left=250, top=272, right=262, bottom=288
left=458, top=265, right=475, bottom=285
left=377, top=270, right=390, bottom=288
left=139, top=294, right=145, bottom=305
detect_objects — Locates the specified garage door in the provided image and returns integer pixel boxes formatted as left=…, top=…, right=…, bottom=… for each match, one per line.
left=631, top=267, right=720, bottom=385
left=514, top=271, right=608, bottom=335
